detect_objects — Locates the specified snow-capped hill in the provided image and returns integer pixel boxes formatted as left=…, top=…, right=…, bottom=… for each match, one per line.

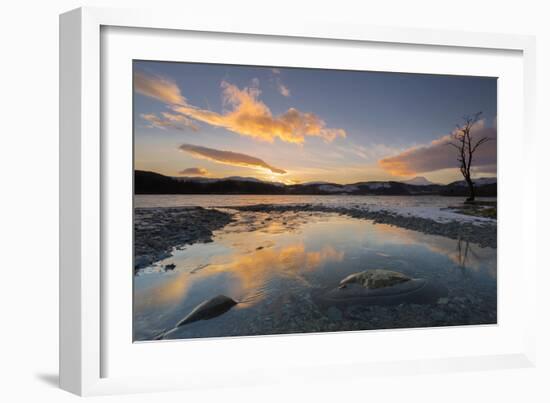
left=138, top=171, right=496, bottom=197
left=366, top=182, right=391, bottom=189
left=318, top=184, right=359, bottom=193
left=403, top=176, right=436, bottom=186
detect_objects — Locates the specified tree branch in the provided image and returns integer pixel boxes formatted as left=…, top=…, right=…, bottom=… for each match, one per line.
left=471, top=136, right=494, bottom=153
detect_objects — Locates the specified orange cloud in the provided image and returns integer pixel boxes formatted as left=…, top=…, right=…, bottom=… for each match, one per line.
left=379, top=120, right=496, bottom=176
left=174, top=81, right=345, bottom=144
left=179, top=143, right=286, bottom=174
left=135, top=71, right=345, bottom=144
left=179, top=167, right=209, bottom=176
left=134, top=71, right=186, bottom=105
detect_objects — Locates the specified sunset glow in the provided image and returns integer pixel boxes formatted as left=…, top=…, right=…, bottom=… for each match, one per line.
left=134, top=61, right=497, bottom=185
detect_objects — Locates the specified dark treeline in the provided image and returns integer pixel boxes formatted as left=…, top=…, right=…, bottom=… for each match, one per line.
left=135, top=170, right=497, bottom=197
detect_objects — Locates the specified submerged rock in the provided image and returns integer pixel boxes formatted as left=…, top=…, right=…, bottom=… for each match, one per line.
left=163, top=263, right=176, bottom=271
left=176, top=295, right=238, bottom=327
left=339, top=269, right=411, bottom=289
left=315, top=269, right=447, bottom=307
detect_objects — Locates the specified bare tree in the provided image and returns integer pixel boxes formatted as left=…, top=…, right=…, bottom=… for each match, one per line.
left=448, top=112, right=492, bottom=203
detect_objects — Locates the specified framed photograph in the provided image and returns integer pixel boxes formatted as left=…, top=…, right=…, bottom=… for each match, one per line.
left=60, top=7, right=537, bottom=396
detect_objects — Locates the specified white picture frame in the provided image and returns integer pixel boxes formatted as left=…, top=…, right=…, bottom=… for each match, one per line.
left=60, top=6, right=537, bottom=396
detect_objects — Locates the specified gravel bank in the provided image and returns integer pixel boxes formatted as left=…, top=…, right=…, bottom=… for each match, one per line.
left=134, top=207, right=233, bottom=271
left=230, top=203, right=497, bottom=249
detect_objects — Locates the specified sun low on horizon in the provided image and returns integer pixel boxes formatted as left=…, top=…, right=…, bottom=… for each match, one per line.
left=133, top=61, right=497, bottom=185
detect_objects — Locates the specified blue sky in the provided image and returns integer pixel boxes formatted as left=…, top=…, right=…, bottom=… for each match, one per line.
left=134, top=60, right=497, bottom=184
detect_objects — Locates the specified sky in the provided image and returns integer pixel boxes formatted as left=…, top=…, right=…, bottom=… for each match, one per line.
left=133, top=60, right=497, bottom=185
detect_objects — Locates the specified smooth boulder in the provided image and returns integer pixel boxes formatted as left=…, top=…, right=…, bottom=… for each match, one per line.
left=339, top=269, right=411, bottom=289
left=315, top=269, right=447, bottom=307
left=176, top=295, right=238, bottom=327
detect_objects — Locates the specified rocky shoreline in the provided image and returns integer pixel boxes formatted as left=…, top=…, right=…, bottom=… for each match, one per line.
left=161, top=285, right=496, bottom=340
left=134, top=207, right=233, bottom=271
left=229, top=203, right=497, bottom=249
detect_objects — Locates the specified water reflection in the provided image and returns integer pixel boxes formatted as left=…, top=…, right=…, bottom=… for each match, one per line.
left=457, top=238, right=470, bottom=269
left=134, top=211, right=497, bottom=340
left=134, top=241, right=344, bottom=311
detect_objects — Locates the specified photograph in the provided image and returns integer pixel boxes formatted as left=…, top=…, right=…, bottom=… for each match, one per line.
left=132, top=60, right=497, bottom=341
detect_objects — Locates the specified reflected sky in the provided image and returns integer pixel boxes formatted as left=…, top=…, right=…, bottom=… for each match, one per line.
left=134, top=212, right=497, bottom=340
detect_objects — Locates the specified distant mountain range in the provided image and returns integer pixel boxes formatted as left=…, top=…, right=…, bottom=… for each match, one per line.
left=135, top=170, right=497, bottom=197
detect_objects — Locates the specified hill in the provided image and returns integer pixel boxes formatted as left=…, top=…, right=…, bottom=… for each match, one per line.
left=135, top=170, right=497, bottom=197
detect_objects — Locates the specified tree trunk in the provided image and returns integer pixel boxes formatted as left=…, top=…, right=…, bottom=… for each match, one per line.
left=465, top=176, right=475, bottom=203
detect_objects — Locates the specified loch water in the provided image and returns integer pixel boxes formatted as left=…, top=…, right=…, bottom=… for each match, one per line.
left=133, top=208, right=497, bottom=341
